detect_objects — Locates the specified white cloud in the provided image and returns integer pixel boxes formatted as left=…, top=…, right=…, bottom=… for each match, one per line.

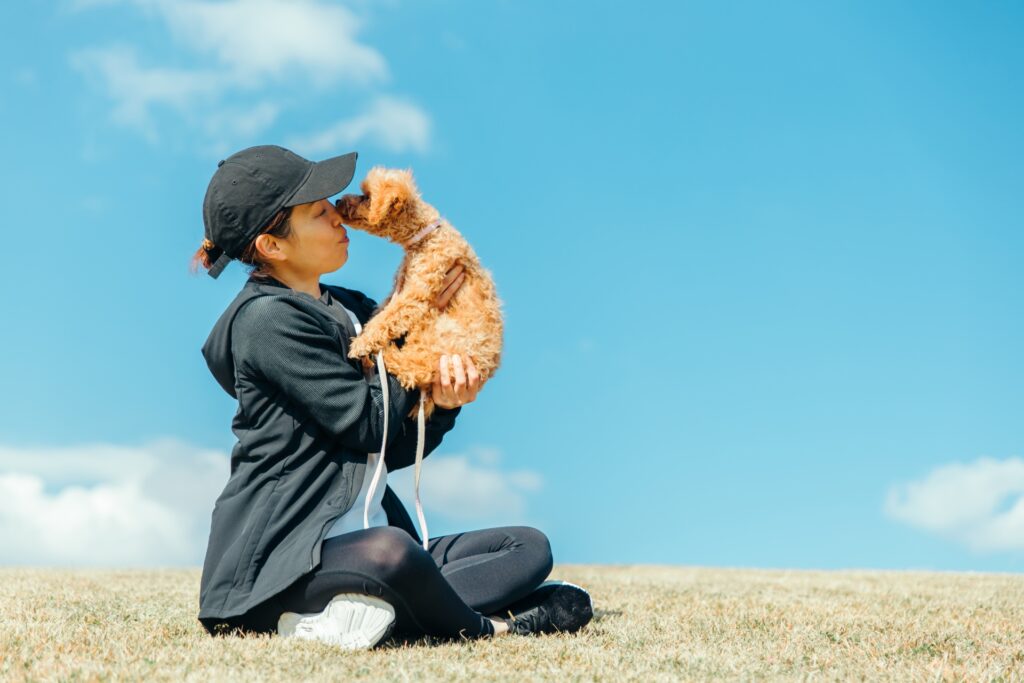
left=202, top=101, right=281, bottom=140
left=0, top=438, right=229, bottom=566
left=71, top=0, right=387, bottom=86
left=288, top=96, right=432, bottom=156
left=159, top=0, right=387, bottom=87
left=885, top=457, right=1024, bottom=552
left=0, top=439, right=544, bottom=565
left=70, top=45, right=222, bottom=138
left=70, top=0, right=419, bottom=152
left=388, top=447, right=543, bottom=528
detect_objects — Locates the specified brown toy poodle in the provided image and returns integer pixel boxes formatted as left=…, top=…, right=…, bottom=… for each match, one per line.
left=336, top=167, right=504, bottom=419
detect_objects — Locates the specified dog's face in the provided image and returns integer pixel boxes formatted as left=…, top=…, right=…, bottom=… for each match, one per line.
left=336, top=167, right=427, bottom=243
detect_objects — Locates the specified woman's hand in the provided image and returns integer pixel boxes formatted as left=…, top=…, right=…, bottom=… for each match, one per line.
left=433, top=263, right=466, bottom=309
left=432, top=353, right=482, bottom=409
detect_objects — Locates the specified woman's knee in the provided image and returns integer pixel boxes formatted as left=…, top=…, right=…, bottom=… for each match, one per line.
left=360, top=526, right=430, bottom=582
left=509, top=526, right=553, bottom=577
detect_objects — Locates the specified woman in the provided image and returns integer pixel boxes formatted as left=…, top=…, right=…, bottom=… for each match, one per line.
left=190, top=145, right=593, bottom=648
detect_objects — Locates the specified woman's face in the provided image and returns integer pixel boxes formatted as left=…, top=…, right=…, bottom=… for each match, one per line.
left=267, top=198, right=350, bottom=277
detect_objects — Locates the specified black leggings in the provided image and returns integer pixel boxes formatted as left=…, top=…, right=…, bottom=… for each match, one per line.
left=272, top=525, right=553, bottom=639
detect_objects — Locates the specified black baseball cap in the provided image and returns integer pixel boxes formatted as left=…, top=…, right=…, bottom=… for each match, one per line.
left=202, top=145, right=358, bottom=279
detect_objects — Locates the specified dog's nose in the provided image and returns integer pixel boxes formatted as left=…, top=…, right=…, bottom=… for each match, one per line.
left=335, top=197, right=350, bottom=217
left=336, top=194, right=361, bottom=217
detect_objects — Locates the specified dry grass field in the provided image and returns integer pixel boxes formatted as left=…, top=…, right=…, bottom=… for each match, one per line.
left=2, top=564, right=1023, bottom=681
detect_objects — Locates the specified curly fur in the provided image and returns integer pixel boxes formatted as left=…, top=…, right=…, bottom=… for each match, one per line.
left=337, top=167, right=504, bottom=418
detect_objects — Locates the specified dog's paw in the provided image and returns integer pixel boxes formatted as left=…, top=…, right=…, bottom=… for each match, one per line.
left=347, top=336, right=374, bottom=359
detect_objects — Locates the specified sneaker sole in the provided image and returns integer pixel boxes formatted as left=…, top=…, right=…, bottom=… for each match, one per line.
left=537, top=580, right=594, bottom=634
left=537, top=580, right=593, bottom=611
left=278, top=593, right=396, bottom=650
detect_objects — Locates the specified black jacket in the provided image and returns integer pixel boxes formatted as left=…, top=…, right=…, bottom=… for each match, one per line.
left=197, top=274, right=461, bottom=634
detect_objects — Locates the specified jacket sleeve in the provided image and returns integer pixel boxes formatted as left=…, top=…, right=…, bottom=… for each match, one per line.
left=231, top=295, right=421, bottom=454
left=384, top=405, right=462, bottom=471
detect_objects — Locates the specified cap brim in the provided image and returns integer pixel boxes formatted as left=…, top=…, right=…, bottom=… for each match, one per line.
left=285, top=151, right=358, bottom=206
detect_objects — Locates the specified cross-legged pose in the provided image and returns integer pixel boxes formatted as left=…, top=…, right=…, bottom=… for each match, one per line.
left=191, top=145, right=593, bottom=648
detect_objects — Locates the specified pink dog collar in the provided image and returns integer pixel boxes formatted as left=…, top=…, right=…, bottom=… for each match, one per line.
left=406, top=219, right=443, bottom=247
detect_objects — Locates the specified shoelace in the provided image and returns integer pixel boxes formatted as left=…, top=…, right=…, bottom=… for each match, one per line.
left=506, top=601, right=547, bottom=635
left=364, top=350, right=430, bottom=551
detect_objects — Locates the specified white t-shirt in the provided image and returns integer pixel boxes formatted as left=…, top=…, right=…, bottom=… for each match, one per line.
left=323, top=301, right=389, bottom=539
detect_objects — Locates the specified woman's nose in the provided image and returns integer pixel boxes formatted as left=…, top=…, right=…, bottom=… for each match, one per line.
left=326, top=201, right=343, bottom=225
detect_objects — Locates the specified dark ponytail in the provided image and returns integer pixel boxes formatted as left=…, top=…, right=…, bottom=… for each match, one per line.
left=190, top=206, right=295, bottom=278
left=190, top=238, right=223, bottom=274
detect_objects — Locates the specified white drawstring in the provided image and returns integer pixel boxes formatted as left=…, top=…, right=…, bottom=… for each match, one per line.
left=363, top=350, right=390, bottom=530
left=364, top=350, right=430, bottom=551
left=413, top=391, right=428, bottom=550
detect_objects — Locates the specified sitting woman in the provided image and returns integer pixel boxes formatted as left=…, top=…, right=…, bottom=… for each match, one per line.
left=190, top=145, right=593, bottom=648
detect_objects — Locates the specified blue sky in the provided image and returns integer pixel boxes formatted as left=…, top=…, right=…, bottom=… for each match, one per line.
left=0, top=1, right=1021, bottom=571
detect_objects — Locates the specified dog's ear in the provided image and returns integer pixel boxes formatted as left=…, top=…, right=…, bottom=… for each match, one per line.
left=366, top=169, right=415, bottom=225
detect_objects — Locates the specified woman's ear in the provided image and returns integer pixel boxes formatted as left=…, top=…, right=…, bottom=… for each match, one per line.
left=254, top=233, right=286, bottom=262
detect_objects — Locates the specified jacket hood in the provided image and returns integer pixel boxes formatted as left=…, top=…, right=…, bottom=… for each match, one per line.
left=201, top=281, right=272, bottom=399
left=201, top=276, right=375, bottom=399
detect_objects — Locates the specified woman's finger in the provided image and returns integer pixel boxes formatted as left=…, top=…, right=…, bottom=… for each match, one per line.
left=451, top=354, right=466, bottom=393
left=434, top=270, right=466, bottom=309
left=437, top=264, right=462, bottom=298
left=442, top=263, right=463, bottom=285
left=431, top=375, right=449, bottom=408
left=450, top=270, right=467, bottom=292
left=465, top=356, right=480, bottom=390
left=434, top=271, right=463, bottom=309
left=439, top=354, right=451, bottom=389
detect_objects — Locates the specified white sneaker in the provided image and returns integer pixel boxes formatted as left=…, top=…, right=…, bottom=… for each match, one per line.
left=278, top=593, right=396, bottom=650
